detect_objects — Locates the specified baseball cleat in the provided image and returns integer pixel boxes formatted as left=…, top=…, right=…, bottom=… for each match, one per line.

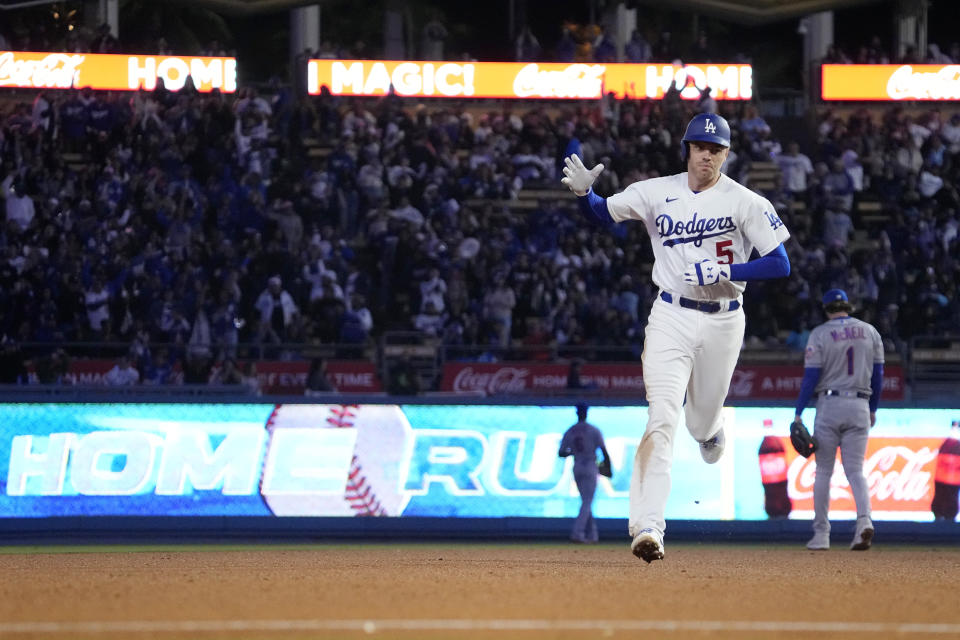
left=699, top=427, right=725, bottom=464
left=806, top=532, right=830, bottom=550
left=631, top=528, right=665, bottom=563
left=850, top=521, right=874, bottom=551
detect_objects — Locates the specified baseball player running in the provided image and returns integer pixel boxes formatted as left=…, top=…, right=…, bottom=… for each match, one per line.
left=561, top=113, right=791, bottom=563
left=794, top=289, right=884, bottom=551
left=558, top=404, right=611, bottom=543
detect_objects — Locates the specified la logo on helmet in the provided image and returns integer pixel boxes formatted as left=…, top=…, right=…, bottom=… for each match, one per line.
left=704, top=120, right=717, bottom=134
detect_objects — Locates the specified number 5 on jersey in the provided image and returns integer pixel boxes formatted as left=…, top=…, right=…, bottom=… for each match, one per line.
left=716, top=240, right=733, bottom=264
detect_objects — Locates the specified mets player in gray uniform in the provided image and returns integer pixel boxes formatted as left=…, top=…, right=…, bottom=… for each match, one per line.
left=794, top=289, right=884, bottom=551
left=559, top=405, right=611, bottom=543
left=562, top=113, right=792, bottom=562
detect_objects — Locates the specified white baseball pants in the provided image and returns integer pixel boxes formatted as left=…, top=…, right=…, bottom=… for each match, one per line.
left=629, top=295, right=745, bottom=538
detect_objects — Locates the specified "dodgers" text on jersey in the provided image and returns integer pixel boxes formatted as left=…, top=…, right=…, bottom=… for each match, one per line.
left=656, top=212, right=737, bottom=247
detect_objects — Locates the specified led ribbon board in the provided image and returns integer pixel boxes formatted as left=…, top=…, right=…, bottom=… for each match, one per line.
left=0, top=51, right=237, bottom=92
left=308, top=60, right=753, bottom=100
left=822, top=64, right=960, bottom=101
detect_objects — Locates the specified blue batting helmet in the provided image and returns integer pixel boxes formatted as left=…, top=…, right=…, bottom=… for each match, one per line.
left=681, top=113, right=731, bottom=158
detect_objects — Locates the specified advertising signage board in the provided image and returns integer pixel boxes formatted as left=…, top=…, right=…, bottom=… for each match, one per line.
left=308, top=59, right=753, bottom=100
left=0, top=51, right=237, bottom=92
left=822, top=64, right=960, bottom=101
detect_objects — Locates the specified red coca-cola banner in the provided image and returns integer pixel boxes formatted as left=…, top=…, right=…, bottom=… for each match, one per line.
left=441, top=362, right=646, bottom=395
left=325, top=361, right=382, bottom=393
left=441, top=362, right=905, bottom=399
left=61, top=359, right=381, bottom=394
left=728, top=364, right=904, bottom=400
left=251, top=360, right=382, bottom=394
left=63, top=359, right=127, bottom=385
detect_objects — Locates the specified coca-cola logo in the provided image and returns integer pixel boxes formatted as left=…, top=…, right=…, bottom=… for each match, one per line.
left=0, top=52, right=85, bottom=88
left=887, top=64, right=960, bottom=100
left=452, top=367, right=529, bottom=395
left=788, top=445, right=937, bottom=503
left=513, top=63, right=605, bottom=99
left=760, top=455, right=787, bottom=478
left=728, top=369, right=755, bottom=396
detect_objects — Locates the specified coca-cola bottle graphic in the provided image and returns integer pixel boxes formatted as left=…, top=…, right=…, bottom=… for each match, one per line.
left=931, top=420, right=960, bottom=521
left=759, top=418, right=792, bottom=518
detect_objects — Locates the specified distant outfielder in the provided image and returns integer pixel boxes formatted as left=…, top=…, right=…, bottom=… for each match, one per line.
left=558, top=404, right=611, bottom=544
left=561, top=113, right=791, bottom=563
left=794, top=289, right=884, bottom=551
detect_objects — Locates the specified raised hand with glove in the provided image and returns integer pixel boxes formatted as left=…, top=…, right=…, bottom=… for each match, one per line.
left=561, top=155, right=605, bottom=196
left=683, top=259, right=731, bottom=286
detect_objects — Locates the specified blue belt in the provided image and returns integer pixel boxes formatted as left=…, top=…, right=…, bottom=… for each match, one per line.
left=659, top=291, right=740, bottom=313
left=822, top=389, right=870, bottom=399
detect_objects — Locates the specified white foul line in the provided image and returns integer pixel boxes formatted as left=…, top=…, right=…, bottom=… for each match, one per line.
left=1, top=619, right=960, bottom=635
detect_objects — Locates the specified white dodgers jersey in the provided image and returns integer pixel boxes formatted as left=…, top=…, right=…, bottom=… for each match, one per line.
left=606, top=173, right=790, bottom=301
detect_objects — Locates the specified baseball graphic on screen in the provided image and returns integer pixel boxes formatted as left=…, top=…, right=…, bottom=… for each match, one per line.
left=260, top=404, right=413, bottom=516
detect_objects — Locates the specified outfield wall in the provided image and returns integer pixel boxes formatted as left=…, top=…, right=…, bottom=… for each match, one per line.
left=1, top=400, right=958, bottom=543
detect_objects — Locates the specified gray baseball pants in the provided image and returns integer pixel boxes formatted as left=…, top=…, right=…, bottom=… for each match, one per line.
left=572, top=467, right=598, bottom=542
left=812, top=395, right=872, bottom=534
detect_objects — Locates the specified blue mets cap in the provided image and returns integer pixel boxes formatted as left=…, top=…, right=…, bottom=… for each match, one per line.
left=822, top=289, right=849, bottom=305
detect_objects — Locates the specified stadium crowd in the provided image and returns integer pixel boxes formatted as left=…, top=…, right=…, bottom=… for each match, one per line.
left=0, top=22, right=958, bottom=387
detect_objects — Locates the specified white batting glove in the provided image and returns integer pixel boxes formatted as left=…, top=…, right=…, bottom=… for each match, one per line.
left=683, top=260, right=731, bottom=286
left=560, top=155, right=605, bottom=196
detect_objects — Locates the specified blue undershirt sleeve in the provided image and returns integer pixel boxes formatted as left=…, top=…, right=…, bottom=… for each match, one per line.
left=869, top=363, right=884, bottom=413
left=795, top=367, right=821, bottom=417
left=729, top=243, right=790, bottom=281
left=577, top=188, right=613, bottom=224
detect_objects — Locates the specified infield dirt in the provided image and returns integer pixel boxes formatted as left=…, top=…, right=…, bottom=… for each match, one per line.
left=0, top=542, right=958, bottom=639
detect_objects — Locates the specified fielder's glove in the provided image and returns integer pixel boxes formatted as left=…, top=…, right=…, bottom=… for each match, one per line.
left=790, top=420, right=818, bottom=458
left=682, top=259, right=731, bottom=286
left=598, top=458, right=612, bottom=478
left=561, top=155, right=605, bottom=196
